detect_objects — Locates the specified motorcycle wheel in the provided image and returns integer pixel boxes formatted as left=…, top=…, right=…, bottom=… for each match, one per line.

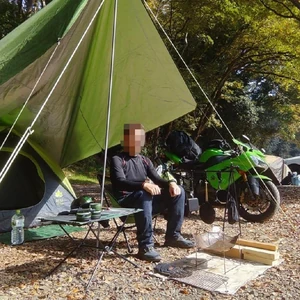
left=238, top=180, right=280, bottom=222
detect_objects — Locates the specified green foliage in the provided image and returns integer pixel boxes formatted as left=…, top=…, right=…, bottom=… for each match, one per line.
left=0, top=0, right=26, bottom=38
left=147, top=0, right=300, bottom=155
left=63, top=155, right=101, bottom=184
left=0, top=0, right=54, bottom=38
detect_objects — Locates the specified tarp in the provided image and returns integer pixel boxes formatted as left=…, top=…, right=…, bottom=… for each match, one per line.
left=0, top=0, right=196, bottom=168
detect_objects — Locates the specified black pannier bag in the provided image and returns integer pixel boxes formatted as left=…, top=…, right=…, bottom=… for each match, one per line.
left=165, top=130, right=201, bottom=160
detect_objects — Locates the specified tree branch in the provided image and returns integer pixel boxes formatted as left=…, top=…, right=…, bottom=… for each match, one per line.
left=244, top=69, right=300, bottom=82
left=259, top=0, right=300, bottom=21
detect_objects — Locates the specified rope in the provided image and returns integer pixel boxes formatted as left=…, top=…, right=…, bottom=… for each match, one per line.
left=0, top=127, right=33, bottom=183
left=0, top=42, right=60, bottom=152
left=143, top=0, right=234, bottom=140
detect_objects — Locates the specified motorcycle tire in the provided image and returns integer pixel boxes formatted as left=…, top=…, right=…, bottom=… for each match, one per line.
left=238, top=180, right=280, bottom=223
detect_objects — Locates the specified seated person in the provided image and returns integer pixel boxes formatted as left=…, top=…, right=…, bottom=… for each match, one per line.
left=110, top=123, right=194, bottom=262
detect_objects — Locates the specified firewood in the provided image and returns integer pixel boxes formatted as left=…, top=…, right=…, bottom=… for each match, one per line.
left=204, top=243, right=280, bottom=265
left=243, top=253, right=279, bottom=266
left=236, top=238, right=278, bottom=251
left=241, top=246, right=280, bottom=261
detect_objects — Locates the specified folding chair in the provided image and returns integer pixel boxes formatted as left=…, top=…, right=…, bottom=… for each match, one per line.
left=102, top=184, right=137, bottom=253
left=97, top=174, right=159, bottom=253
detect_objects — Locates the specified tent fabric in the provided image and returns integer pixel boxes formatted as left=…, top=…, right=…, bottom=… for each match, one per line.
left=0, top=0, right=196, bottom=168
left=265, top=155, right=290, bottom=185
left=284, top=156, right=300, bottom=166
left=0, top=134, right=75, bottom=233
left=0, top=0, right=88, bottom=85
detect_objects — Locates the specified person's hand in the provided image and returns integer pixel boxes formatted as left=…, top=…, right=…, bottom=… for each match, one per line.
left=143, top=182, right=161, bottom=195
left=169, top=182, right=182, bottom=197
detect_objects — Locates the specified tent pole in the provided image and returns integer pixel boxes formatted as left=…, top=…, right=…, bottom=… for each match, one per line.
left=97, top=0, right=118, bottom=251
left=99, top=0, right=118, bottom=208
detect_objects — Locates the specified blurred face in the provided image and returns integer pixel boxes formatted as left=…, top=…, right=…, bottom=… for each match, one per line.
left=123, top=124, right=145, bottom=156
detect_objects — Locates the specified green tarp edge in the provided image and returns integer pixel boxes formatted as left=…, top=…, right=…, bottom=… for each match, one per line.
left=0, top=0, right=88, bottom=85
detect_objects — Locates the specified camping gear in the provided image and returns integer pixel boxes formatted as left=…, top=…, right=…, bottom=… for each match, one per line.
left=154, top=257, right=208, bottom=278
left=199, top=181, right=216, bottom=224
left=0, top=134, right=75, bottom=233
left=264, top=155, right=291, bottom=185
left=78, top=195, right=94, bottom=208
left=226, top=196, right=239, bottom=225
left=91, top=210, right=102, bottom=220
left=76, top=210, right=91, bottom=222
left=165, top=130, right=201, bottom=161
left=193, top=229, right=239, bottom=252
left=154, top=262, right=193, bottom=278
left=90, top=202, right=102, bottom=211
left=160, top=133, right=281, bottom=223
left=43, top=208, right=141, bottom=290
left=0, top=0, right=196, bottom=230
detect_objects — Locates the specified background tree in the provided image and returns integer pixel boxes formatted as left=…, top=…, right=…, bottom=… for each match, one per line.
left=146, top=0, right=300, bottom=157
left=0, top=0, right=52, bottom=38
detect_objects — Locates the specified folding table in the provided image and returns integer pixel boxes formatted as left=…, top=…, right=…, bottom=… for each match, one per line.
left=42, top=207, right=141, bottom=289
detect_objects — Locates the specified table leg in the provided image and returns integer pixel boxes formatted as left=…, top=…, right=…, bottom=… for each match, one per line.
left=89, top=217, right=138, bottom=268
left=46, top=226, right=92, bottom=277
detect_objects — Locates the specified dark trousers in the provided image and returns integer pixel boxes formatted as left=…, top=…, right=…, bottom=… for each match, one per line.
left=118, top=187, right=185, bottom=248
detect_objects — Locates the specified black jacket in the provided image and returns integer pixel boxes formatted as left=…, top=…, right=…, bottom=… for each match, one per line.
left=110, top=152, right=169, bottom=199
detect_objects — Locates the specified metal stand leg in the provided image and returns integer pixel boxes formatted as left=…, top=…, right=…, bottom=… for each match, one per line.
left=86, top=249, right=106, bottom=290
left=86, top=245, right=138, bottom=290
left=85, top=218, right=138, bottom=290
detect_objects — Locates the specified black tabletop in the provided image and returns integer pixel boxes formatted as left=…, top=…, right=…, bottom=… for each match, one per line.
left=42, top=207, right=142, bottom=226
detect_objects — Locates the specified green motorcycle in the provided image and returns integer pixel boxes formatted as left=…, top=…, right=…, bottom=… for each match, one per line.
left=159, top=135, right=281, bottom=223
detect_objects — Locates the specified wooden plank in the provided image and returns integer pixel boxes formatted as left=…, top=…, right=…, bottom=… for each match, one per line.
left=236, top=238, right=278, bottom=251
left=243, top=253, right=279, bottom=266
left=205, top=246, right=242, bottom=259
left=242, top=246, right=280, bottom=261
left=204, top=244, right=280, bottom=264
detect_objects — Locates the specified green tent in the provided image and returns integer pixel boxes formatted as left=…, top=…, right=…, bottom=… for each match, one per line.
left=0, top=0, right=196, bottom=230
left=0, top=0, right=196, bottom=168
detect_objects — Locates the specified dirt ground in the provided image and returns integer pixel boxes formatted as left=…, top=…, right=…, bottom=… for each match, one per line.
left=0, top=185, right=299, bottom=299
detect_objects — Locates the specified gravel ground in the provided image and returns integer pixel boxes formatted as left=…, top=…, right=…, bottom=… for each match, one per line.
left=0, top=186, right=299, bottom=300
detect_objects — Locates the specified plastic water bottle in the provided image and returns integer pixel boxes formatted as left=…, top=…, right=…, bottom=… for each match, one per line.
left=11, top=209, right=25, bottom=245
left=291, top=172, right=298, bottom=185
